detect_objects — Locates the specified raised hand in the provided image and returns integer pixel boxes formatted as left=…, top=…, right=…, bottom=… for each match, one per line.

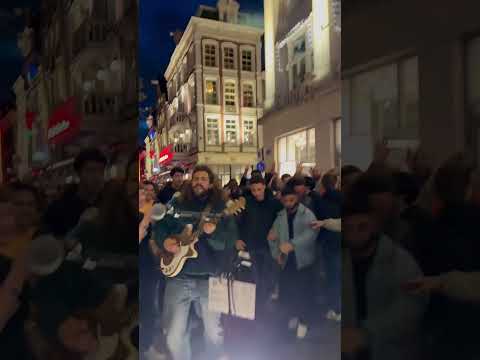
left=164, top=238, right=180, bottom=254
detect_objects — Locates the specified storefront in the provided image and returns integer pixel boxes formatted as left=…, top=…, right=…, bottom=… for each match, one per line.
left=277, top=127, right=316, bottom=176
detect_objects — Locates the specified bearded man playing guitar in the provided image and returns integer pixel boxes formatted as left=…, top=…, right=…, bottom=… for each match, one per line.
left=150, top=165, right=239, bottom=360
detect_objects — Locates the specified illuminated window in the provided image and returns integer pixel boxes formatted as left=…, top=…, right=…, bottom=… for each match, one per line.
left=242, top=50, right=253, bottom=71
left=205, top=80, right=218, bottom=105
left=243, top=119, right=255, bottom=145
left=204, top=44, right=216, bottom=67
left=224, top=47, right=235, bottom=70
left=277, top=128, right=316, bottom=175
left=224, top=82, right=236, bottom=107
left=225, top=118, right=237, bottom=145
left=242, top=83, right=254, bottom=107
left=206, top=117, right=220, bottom=145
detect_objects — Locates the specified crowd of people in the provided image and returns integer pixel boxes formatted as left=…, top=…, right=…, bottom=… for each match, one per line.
left=341, top=144, right=480, bottom=360
left=4, top=140, right=478, bottom=360
left=0, top=148, right=139, bottom=359
left=140, top=163, right=342, bottom=360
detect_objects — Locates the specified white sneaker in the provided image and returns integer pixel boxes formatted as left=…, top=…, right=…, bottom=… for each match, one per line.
left=144, top=345, right=167, bottom=360
left=296, top=323, right=308, bottom=339
left=288, top=317, right=299, bottom=330
left=326, top=310, right=341, bottom=322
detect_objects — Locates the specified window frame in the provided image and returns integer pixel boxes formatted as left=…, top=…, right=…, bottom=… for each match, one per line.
left=204, top=43, right=217, bottom=68
left=224, top=116, right=238, bottom=145
left=206, top=116, right=220, bottom=146
left=243, top=118, right=256, bottom=146
left=204, top=78, right=218, bottom=105
left=223, top=46, right=236, bottom=70
left=224, top=80, right=237, bottom=109
left=241, top=49, right=253, bottom=72
left=242, top=82, right=255, bottom=108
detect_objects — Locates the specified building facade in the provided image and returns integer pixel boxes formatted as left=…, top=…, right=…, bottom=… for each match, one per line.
left=342, top=0, right=480, bottom=169
left=13, top=0, right=138, bottom=183
left=260, top=0, right=341, bottom=176
left=159, top=0, right=264, bottom=185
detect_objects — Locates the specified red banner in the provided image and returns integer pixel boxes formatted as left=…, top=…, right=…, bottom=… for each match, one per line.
left=47, top=97, right=81, bottom=145
left=26, top=112, right=36, bottom=130
left=158, top=145, right=174, bottom=165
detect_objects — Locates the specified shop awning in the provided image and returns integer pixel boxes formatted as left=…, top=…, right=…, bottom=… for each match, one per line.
left=47, top=97, right=81, bottom=145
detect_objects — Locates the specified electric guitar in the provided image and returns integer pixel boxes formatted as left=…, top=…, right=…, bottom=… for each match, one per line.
left=150, top=197, right=246, bottom=277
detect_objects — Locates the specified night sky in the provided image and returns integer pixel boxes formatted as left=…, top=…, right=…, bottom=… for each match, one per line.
left=138, top=0, right=264, bottom=142
left=0, top=1, right=38, bottom=106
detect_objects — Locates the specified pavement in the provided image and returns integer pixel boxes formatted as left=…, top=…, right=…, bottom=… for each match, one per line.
left=192, top=299, right=341, bottom=360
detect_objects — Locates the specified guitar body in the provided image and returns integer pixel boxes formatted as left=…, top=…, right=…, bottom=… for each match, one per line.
left=160, top=237, right=199, bottom=278
left=150, top=197, right=246, bottom=278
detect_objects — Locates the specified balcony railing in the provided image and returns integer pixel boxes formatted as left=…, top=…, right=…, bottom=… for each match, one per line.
left=173, top=143, right=191, bottom=154
left=168, top=112, right=190, bottom=129
left=72, top=19, right=111, bottom=59
left=83, top=93, right=119, bottom=115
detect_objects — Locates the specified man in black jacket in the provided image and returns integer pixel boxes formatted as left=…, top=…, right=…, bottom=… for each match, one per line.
left=156, top=167, right=185, bottom=204
left=43, top=148, right=107, bottom=238
left=236, top=176, right=283, bottom=311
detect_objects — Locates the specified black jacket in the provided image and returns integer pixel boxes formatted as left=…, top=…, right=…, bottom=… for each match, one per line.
left=425, top=204, right=480, bottom=351
left=238, top=192, right=283, bottom=251
left=43, top=185, right=98, bottom=238
left=156, top=182, right=179, bottom=204
left=0, top=256, right=31, bottom=360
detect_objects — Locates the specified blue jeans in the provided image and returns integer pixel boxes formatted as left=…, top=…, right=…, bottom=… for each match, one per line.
left=163, top=277, right=224, bottom=360
left=322, top=232, right=341, bottom=313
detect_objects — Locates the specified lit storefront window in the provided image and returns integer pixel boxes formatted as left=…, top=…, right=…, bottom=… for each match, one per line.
left=277, top=128, right=315, bottom=175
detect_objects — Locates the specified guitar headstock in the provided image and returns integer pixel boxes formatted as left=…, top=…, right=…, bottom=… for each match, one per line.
left=224, top=197, right=246, bottom=216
